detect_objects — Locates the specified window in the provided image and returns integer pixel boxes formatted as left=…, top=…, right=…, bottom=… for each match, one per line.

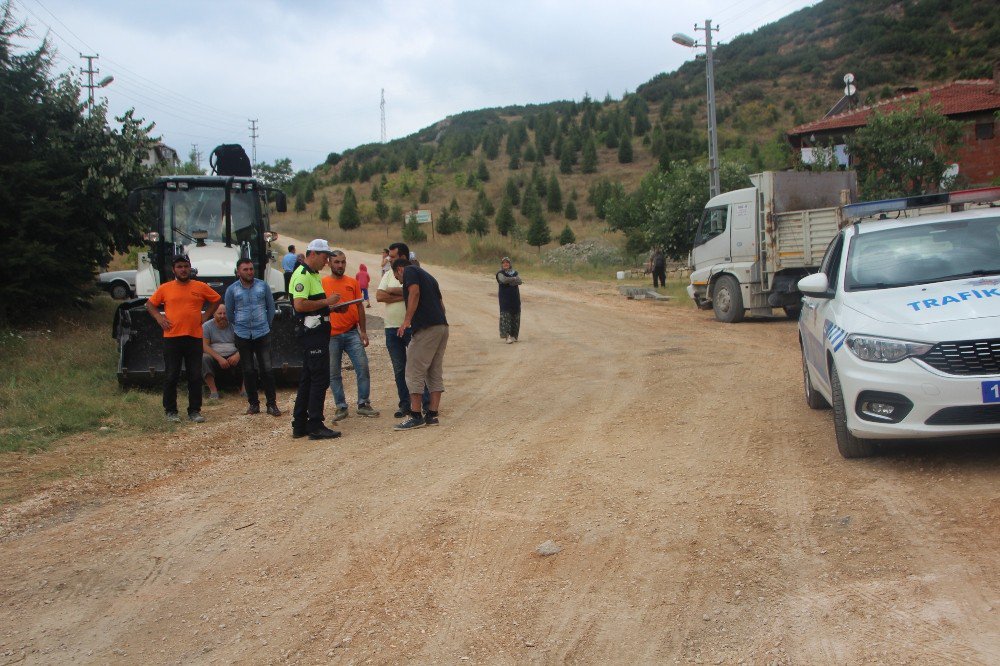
left=697, top=206, right=728, bottom=242
left=976, top=122, right=995, bottom=141
left=819, top=233, right=844, bottom=292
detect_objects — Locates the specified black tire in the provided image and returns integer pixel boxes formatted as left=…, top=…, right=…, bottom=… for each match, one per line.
left=783, top=304, right=802, bottom=320
left=110, top=282, right=130, bottom=300
left=830, top=364, right=878, bottom=458
left=712, top=275, right=745, bottom=323
left=801, top=348, right=829, bottom=409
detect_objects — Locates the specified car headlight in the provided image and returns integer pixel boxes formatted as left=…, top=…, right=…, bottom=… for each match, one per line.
left=845, top=334, right=934, bottom=363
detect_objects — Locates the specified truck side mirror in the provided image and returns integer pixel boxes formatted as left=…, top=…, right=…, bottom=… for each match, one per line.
left=274, top=191, right=287, bottom=213
left=798, top=273, right=833, bottom=299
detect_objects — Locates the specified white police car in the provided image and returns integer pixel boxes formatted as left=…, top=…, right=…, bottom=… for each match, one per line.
left=798, top=188, right=1000, bottom=458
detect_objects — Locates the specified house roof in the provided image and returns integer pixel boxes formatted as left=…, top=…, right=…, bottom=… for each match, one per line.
left=788, top=79, right=1000, bottom=136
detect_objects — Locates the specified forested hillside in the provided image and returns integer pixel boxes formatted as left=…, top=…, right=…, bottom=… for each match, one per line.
left=277, top=0, right=1000, bottom=263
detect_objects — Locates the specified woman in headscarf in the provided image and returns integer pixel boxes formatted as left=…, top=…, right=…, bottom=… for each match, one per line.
left=496, top=257, right=523, bottom=343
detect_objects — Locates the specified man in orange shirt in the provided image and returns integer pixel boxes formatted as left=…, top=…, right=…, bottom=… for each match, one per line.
left=322, top=250, right=380, bottom=421
left=146, top=255, right=222, bottom=423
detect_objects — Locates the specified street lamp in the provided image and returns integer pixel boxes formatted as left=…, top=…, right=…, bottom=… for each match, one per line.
left=673, top=20, right=720, bottom=198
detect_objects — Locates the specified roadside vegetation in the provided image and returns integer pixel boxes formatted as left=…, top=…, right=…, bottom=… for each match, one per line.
left=0, top=298, right=163, bottom=454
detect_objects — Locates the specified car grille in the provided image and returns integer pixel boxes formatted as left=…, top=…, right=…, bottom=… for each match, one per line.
left=925, top=405, right=1000, bottom=426
left=920, top=338, right=1000, bottom=375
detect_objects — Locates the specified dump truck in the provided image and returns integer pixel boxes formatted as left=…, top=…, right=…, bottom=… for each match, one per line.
left=686, top=170, right=858, bottom=322
left=112, top=145, right=299, bottom=387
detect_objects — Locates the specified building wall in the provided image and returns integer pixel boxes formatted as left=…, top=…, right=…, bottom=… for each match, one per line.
left=955, top=114, right=999, bottom=187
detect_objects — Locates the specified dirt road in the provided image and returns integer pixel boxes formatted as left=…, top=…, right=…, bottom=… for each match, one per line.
left=2, top=248, right=998, bottom=664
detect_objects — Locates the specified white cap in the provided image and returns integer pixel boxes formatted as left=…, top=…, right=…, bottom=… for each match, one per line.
left=306, top=238, right=333, bottom=254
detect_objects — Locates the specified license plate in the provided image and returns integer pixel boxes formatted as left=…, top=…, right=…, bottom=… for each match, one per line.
left=983, top=380, right=1000, bottom=404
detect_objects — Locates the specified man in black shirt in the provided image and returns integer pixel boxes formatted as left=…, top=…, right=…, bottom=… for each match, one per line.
left=392, top=257, right=448, bottom=430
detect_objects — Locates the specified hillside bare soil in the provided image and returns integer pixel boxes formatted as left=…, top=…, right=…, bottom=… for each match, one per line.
left=1, top=248, right=998, bottom=664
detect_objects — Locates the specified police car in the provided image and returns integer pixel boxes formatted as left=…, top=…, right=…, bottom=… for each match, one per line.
left=797, top=188, right=1000, bottom=458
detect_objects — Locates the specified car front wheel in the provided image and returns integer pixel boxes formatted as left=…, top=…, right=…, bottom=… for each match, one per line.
left=110, top=282, right=131, bottom=300
left=830, top=364, right=877, bottom=459
left=802, top=350, right=829, bottom=410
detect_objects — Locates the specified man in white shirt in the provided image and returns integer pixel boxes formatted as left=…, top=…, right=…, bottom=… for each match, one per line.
left=376, top=242, right=429, bottom=418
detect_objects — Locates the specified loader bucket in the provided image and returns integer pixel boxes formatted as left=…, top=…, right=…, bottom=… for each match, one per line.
left=114, top=299, right=303, bottom=388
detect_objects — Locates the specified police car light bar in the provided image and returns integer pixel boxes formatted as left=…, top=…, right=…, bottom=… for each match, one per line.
left=842, top=186, right=1000, bottom=220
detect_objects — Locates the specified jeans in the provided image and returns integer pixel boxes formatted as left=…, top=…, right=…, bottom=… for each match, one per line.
left=385, top=328, right=430, bottom=411
left=234, top=333, right=277, bottom=407
left=652, top=267, right=666, bottom=288
left=163, top=336, right=203, bottom=415
left=328, top=328, right=371, bottom=408
left=292, top=332, right=330, bottom=434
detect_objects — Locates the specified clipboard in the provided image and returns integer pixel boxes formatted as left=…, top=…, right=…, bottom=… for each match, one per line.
left=332, top=297, right=364, bottom=308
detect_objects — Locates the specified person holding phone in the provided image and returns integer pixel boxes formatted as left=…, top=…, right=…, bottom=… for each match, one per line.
left=322, top=250, right=380, bottom=421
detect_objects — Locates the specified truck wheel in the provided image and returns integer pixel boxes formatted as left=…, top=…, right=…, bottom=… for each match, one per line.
left=802, top=350, right=829, bottom=409
left=712, top=275, right=744, bottom=323
left=783, top=304, right=802, bottom=320
left=830, top=364, right=877, bottom=458
left=110, top=282, right=130, bottom=300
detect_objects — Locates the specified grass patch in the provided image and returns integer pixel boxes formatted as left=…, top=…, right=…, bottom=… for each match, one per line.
left=0, top=297, right=165, bottom=453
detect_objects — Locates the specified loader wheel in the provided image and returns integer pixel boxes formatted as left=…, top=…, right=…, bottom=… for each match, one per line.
left=712, top=275, right=744, bottom=323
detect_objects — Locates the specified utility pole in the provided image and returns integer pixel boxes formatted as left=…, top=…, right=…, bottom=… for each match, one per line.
left=699, top=20, right=720, bottom=199
left=248, top=119, right=259, bottom=167
left=380, top=89, right=387, bottom=143
left=80, top=53, right=99, bottom=112
left=191, top=144, right=202, bottom=170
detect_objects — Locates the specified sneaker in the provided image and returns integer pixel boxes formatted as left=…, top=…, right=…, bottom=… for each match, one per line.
left=165, top=411, right=181, bottom=423
left=332, top=406, right=349, bottom=421
left=208, top=392, right=221, bottom=401
left=308, top=426, right=342, bottom=440
left=357, top=403, right=380, bottom=417
left=245, top=404, right=260, bottom=415
left=394, top=415, right=426, bottom=431
left=266, top=403, right=282, bottom=417
left=424, top=414, right=440, bottom=426
left=188, top=412, right=206, bottom=423
left=506, top=336, right=514, bottom=344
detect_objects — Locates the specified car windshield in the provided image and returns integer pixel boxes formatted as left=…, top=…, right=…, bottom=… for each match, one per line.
left=845, top=216, right=1000, bottom=290
left=164, top=186, right=259, bottom=246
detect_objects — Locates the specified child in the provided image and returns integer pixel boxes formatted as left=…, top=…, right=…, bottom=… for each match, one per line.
left=356, top=263, right=372, bottom=308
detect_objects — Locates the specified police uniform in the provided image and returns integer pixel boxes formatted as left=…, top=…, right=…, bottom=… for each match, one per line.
left=290, top=262, right=332, bottom=436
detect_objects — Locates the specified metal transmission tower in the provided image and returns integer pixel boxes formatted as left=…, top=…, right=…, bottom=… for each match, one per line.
left=672, top=20, right=721, bottom=198
left=79, top=53, right=113, bottom=114
left=380, top=89, right=387, bottom=143
left=191, top=144, right=202, bottom=170
left=248, top=119, right=259, bottom=167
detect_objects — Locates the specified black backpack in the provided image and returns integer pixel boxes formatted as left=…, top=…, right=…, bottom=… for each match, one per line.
left=210, top=144, right=252, bottom=177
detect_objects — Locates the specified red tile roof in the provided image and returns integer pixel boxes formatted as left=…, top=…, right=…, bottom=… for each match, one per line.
left=788, top=80, right=1000, bottom=136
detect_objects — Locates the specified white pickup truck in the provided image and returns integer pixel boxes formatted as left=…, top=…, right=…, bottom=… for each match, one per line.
left=687, top=170, right=858, bottom=322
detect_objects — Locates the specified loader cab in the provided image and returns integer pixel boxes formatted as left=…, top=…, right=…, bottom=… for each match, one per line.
left=129, top=176, right=286, bottom=296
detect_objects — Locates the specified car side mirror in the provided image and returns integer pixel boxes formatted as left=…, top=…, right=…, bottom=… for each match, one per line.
left=798, top=272, right=833, bottom=299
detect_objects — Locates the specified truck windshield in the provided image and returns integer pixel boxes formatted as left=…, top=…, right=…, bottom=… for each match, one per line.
left=164, top=187, right=259, bottom=247
left=845, top=216, right=1000, bottom=291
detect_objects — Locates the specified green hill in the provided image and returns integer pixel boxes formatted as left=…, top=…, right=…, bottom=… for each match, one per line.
left=275, top=0, right=1000, bottom=270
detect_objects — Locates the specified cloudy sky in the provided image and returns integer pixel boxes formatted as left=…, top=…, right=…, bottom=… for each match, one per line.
left=12, top=0, right=816, bottom=171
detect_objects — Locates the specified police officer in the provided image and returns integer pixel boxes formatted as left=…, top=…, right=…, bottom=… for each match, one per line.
left=290, top=239, right=342, bottom=439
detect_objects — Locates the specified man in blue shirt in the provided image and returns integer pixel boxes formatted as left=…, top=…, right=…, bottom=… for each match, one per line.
left=281, top=244, right=298, bottom=293
left=224, top=258, right=280, bottom=416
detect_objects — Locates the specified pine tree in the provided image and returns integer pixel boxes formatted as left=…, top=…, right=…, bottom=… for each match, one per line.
left=294, top=192, right=307, bottom=213
left=521, top=185, right=541, bottom=220
left=375, top=198, right=389, bottom=224
left=508, top=149, right=521, bottom=170
left=338, top=187, right=361, bottom=230
left=402, top=213, right=427, bottom=243
left=390, top=204, right=404, bottom=225
left=477, top=189, right=496, bottom=216
left=495, top=197, right=516, bottom=237
left=526, top=211, right=551, bottom=252
left=436, top=207, right=462, bottom=235
left=582, top=136, right=598, bottom=174
left=564, top=199, right=578, bottom=220
left=523, top=144, right=537, bottom=163
left=319, top=194, right=331, bottom=221
left=466, top=207, right=489, bottom=236
left=617, top=132, right=634, bottom=164
left=419, top=186, right=430, bottom=204
left=558, top=224, right=576, bottom=245
left=546, top=173, right=562, bottom=213
left=449, top=196, right=460, bottom=214
left=476, top=159, right=490, bottom=182
left=505, top=177, right=521, bottom=206
left=559, top=147, right=573, bottom=175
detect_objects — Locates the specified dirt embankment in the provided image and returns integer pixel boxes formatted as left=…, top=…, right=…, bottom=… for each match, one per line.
left=1, top=248, right=998, bottom=664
